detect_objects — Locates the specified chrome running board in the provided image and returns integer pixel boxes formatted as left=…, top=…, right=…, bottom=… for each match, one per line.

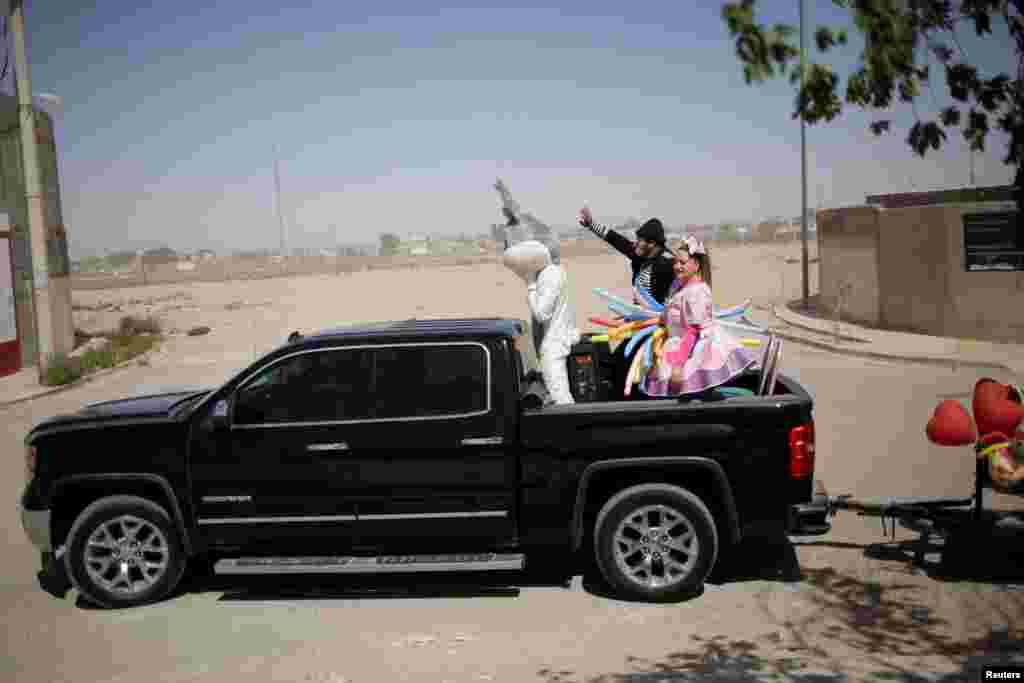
left=213, top=552, right=525, bottom=575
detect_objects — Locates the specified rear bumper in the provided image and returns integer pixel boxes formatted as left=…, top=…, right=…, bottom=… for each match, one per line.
left=787, top=479, right=832, bottom=536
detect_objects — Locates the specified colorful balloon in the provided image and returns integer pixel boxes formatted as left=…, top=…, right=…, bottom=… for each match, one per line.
left=625, top=324, right=657, bottom=358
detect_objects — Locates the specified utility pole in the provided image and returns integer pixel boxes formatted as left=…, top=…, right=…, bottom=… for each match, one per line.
left=10, top=0, right=55, bottom=381
left=272, top=146, right=286, bottom=269
left=799, top=0, right=810, bottom=310
left=334, top=223, right=340, bottom=275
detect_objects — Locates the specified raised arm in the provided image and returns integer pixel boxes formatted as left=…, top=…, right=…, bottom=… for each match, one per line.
left=495, top=178, right=560, bottom=260
left=577, top=207, right=637, bottom=260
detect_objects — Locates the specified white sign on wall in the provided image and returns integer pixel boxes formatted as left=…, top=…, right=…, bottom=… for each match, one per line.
left=0, top=237, right=17, bottom=344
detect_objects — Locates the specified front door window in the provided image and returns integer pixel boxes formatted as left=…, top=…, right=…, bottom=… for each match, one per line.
left=233, top=348, right=374, bottom=425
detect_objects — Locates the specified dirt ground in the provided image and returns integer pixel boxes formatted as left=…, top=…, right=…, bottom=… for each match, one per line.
left=4, top=241, right=1024, bottom=682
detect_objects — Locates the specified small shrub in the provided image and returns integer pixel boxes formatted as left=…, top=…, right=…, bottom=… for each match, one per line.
left=78, top=348, right=116, bottom=373
left=113, top=332, right=161, bottom=360
left=43, top=352, right=82, bottom=387
left=118, top=314, right=162, bottom=337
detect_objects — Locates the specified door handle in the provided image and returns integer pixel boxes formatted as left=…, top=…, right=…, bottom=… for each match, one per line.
left=307, top=442, right=349, bottom=452
left=461, top=436, right=503, bottom=446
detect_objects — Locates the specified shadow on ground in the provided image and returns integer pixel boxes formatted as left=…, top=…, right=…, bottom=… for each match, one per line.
left=532, top=531, right=1024, bottom=682
left=793, top=523, right=1024, bottom=585
left=537, top=557, right=1024, bottom=682
left=537, top=640, right=1024, bottom=682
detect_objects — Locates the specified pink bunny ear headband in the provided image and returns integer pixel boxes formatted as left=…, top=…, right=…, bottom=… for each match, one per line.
left=682, top=234, right=705, bottom=255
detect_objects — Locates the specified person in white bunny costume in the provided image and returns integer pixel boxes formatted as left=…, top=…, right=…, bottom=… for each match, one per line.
left=495, top=180, right=580, bottom=405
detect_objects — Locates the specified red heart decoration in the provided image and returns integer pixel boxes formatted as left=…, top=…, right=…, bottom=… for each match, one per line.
left=973, top=379, right=1024, bottom=437
left=973, top=378, right=1004, bottom=414
left=926, top=400, right=977, bottom=446
left=979, top=431, right=1010, bottom=446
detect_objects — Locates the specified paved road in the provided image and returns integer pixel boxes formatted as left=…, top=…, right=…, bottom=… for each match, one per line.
left=2, top=338, right=1022, bottom=683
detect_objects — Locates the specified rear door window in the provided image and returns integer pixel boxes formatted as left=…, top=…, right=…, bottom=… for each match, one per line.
left=372, top=344, right=489, bottom=419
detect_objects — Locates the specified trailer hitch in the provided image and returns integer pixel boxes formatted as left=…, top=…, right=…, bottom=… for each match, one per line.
left=825, top=494, right=975, bottom=541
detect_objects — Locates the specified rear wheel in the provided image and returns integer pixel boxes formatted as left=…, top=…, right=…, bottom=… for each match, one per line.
left=593, top=483, right=718, bottom=601
left=64, top=495, right=187, bottom=609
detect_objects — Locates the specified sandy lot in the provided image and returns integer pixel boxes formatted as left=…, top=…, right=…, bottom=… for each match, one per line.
left=4, top=241, right=1024, bottom=682
left=68, top=242, right=819, bottom=363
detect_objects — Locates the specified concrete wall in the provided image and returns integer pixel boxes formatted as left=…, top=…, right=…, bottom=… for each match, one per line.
left=49, top=275, right=74, bottom=355
left=0, top=94, right=74, bottom=365
left=817, top=207, right=881, bottom=326
left=820, top=202, right=1024, bottom=343
left=875, top=206, right=953, bottom=335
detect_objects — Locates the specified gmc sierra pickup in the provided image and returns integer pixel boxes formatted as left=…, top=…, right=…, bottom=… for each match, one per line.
left=20, top=317, right=829, bottom=608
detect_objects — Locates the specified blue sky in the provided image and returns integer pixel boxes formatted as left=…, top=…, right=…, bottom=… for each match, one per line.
left=10, top=0, right=1018, bottom=256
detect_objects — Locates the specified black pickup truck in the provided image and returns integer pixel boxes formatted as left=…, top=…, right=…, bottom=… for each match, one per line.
left=20, top=318, right=829, bottom=608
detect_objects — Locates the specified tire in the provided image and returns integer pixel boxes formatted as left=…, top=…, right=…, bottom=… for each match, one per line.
left=593, top=483, right=719, bottom=602
left=63, top=495, right=187, bottom=609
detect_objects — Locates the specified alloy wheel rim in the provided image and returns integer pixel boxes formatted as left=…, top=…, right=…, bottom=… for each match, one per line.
left=83, top=515, right=170, bottom=596
left=612, top=504, right=699, bottom=589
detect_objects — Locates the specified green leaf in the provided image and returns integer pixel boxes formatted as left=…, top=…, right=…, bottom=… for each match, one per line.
left=946, top=63, right=979, bottom=102
left=940, top=106, right=961, bottom=127
left=931, top=45, right=954, bottom=63
left=964, top=108, right=990, bottom=152
left=898, top=78, right=919, bottom=102
left=815, top=27, right=835, bottom=51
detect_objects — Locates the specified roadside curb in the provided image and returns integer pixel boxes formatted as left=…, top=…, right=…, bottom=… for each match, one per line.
left=0, top=343, right=164, bottom=409
left=768, top=306, right=1014, bottom=373
left=769, top=328, right=1009, bottom=371
left=769, top=305, right=871, bottom=344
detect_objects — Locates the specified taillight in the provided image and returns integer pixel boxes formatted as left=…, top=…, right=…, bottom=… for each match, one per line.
left=25, top=445, right=37, bottom=481
left=789, top=422, right=815, bottom=479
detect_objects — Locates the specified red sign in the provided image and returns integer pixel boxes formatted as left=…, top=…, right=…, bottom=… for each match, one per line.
left=0, top=236, right=21, bottom=378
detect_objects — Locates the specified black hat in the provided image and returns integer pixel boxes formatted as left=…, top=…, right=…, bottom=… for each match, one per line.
left=636, top=218, right=666, bottom=246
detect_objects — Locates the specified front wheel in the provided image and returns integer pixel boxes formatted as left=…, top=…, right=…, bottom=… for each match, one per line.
left=593, top=483, right=719, bottom=602
left=63, top=495, right=187, bottom=609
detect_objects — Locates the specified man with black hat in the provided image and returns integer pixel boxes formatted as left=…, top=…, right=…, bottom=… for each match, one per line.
left=578, top=207, right=677, bottom=397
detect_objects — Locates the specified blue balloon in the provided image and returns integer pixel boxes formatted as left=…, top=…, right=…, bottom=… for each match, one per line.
left=625, top=325, right=656, bottom=357
left=643, top=334, right=656, bottom=369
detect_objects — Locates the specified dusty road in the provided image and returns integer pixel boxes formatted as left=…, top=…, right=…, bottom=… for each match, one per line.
left=3, top=246, right=1023, bottom=682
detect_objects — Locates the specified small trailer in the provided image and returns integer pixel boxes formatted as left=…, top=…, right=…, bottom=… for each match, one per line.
left=825, top=458, right=1024, bottom=575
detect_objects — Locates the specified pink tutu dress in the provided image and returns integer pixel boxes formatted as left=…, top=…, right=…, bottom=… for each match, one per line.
left=639, top=278, right=757, bottom=397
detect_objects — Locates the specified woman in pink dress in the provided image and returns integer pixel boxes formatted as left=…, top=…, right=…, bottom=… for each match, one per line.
left=636, top=235, right=758, bottom=397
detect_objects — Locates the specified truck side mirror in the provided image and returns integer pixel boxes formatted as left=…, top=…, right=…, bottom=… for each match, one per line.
left=209, top=399, right=229, bottom=431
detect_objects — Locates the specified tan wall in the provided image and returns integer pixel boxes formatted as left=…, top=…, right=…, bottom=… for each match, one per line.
left=48, top=275, right=74, bottom=355
left=821, top=202, right=1024, bottom=343
left=817, top=207, right=881, bottom=326
left=875, top=206, right=952, bottom=335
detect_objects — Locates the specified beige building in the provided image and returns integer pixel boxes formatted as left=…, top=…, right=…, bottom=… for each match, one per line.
left=817, top=186, right=1022, bottom=344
